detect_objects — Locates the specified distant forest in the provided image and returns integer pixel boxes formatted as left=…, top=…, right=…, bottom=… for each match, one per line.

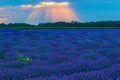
left=0, top=20, right=120, bottom=28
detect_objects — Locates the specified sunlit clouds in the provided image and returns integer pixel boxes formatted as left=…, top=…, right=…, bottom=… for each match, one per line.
left=0, top=18, right=8, bottom=22
left=0, top=9, right=10, bottom=23
left=0, top=2, right=80, bottom=24
left=41, top=2, right=69, bottom=6
left=21, top=2, right=69, bottom=9
left=0, top=8, right=5, bottom=11
left=26, top=2, right=80, bottom=24
left=21, top=4, right=44, bottom=9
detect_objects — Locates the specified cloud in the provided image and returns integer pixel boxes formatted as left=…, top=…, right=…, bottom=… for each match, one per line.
left=20, top=4, right=44, bottom=9
left=0, top=8, right=5, bottom=10
left=0, top=5, right=31, bottom=23
left=0, top=14, right=10, bottom=17
left=20, top=2, right=69, bottom=9
left=0, top=0, right=72, bottom=6
left=0, top=1, right=69, bottom=24
left=0, top=18, right=8, bottom=23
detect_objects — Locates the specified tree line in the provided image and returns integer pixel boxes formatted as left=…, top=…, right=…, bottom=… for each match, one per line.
left=0, top=20, right=120, bottom=28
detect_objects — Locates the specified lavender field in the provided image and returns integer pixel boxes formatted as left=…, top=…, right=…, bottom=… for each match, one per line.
left=0, top=28, right=120, bottom=80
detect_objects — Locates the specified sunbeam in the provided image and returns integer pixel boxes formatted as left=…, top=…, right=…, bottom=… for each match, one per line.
left=0, top=2, right=80, bottom=24
left=26, top=2, right=80, bottom=24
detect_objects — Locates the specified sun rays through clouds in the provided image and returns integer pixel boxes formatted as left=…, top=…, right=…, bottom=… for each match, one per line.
left=0, top=2, right=80, bottom=24
left=25, top=2, right=80, bottom=24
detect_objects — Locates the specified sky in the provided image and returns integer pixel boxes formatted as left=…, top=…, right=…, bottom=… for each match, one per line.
left=0, top=0, right=120, bottom=24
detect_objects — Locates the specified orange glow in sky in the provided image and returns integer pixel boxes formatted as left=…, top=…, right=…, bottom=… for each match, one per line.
left=0, top=18, right=8, bottom=23
left=50, top=5, right=79, bottom=22
left=26, top=2, right=80, bottom=24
